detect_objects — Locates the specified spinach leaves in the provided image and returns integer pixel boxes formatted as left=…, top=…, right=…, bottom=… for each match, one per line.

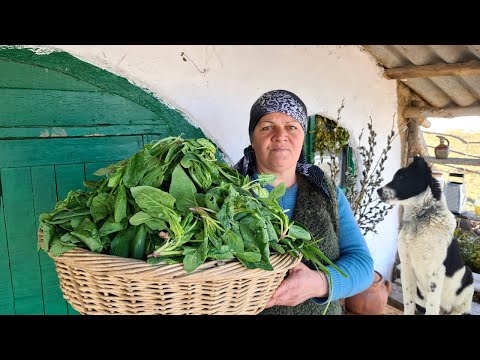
left=39, top=136, right=345, bottom=282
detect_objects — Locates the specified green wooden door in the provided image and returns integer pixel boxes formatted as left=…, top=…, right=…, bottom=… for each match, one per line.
left=0, top=137, right=144, bottom=314
left=0, top=47, right=207, bottom=314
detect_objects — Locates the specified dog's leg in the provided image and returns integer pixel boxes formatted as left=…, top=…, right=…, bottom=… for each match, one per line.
left=401, top=262, right=417, bottom=315
left=450, top=293, right=473, bottom=315
left=424, top=268, right=444, bottom=315
left=451, top=274, right=474, bottom=315
left=398, top=245, right=417, bottom=315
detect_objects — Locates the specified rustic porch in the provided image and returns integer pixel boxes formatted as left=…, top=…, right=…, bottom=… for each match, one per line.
left=387, top=270, right=480, bottom=315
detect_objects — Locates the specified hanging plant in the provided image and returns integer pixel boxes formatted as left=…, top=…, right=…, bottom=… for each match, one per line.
left=314, top=100, right=350, bottom=179
left=314, top=116, right=350, bottom=159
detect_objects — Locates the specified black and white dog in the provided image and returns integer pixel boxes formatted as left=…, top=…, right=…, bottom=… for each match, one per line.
left=377, top=156, right=473, bottom=315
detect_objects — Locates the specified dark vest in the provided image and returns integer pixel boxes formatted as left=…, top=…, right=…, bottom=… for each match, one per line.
left=260, top=173, right=344, bottom=315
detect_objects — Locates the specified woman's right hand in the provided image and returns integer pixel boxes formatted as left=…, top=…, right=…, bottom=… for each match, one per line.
left=265, top=262, right=328, bottom=307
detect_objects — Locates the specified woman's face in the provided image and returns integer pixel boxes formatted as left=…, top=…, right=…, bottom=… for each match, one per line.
left=251, top=112, right=305, bottom=174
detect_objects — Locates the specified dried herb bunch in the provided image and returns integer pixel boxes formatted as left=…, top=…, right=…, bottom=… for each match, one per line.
left=345, top=117, right=397, bottom=235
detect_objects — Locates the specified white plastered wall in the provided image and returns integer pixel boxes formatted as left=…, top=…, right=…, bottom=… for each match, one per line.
left=34, top=45, right=401, bottom=280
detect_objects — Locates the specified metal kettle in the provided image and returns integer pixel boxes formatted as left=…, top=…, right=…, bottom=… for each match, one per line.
left=434, top=136, right=450, bottom=159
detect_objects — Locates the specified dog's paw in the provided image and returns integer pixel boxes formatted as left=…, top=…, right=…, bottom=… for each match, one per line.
left=403, top=301, right=416, bottom=315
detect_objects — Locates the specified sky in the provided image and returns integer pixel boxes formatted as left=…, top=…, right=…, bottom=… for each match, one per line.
left=426, top=116, right=480, bottom=132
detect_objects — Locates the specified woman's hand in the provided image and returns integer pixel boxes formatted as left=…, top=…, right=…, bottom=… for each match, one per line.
left=265, top=262, right=329, bottom=308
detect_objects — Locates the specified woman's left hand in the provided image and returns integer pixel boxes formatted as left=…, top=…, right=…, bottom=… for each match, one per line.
left=265, top=262, right=329, bottom=308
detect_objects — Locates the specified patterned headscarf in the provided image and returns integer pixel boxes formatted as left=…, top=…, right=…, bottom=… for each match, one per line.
left=234, top=89, right=331, bottom=199
left=248, top=89, right=308, bottom=140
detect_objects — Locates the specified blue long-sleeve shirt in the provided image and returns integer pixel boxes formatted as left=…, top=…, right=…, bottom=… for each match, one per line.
left=264, top=182, right=374, bottom=303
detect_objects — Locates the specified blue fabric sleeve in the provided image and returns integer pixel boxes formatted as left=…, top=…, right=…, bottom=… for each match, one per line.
left=312, top=187, right=374, bottom=304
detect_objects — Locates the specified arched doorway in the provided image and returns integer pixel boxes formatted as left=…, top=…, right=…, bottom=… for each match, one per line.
left=0, top=47, right=207, bottom=314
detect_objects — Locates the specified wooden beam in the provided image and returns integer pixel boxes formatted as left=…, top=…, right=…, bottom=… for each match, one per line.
left=403, top=104, right=480, bottom=118
left=418, top=156, right=480, bottom=167
left=384, top=60, right=480, bottom=79
left=418, top=117, right=431, bottom=128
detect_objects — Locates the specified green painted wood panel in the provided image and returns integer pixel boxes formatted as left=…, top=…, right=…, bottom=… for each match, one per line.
left=0, top=59, right=100, bottom=91
left=55, top=164, right=86, bottom=206
left=0, top=136, right=144, bottom=168
left=31, top=166, right=68, bottom=315
left=0, top=49, right=195, bottom=131
left=0, top=48, right=207, bottom=141
left=54, top=164, right=86, bottom=315
left=0, top=47, right=212, bottom=315
left=0, top=89, right=163, bottom=126
left=2, top=167, right=44, bottom=314
left=0, top=195, right=15, bottom=314
left=305, top=115, right=316, bottom=164
left=0, top=125, right=168, bottom=139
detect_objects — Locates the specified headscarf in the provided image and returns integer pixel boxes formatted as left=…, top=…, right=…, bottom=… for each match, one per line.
left=248, top=89, right=308, bottom=140
left=234, top=89, right=331, bottom=198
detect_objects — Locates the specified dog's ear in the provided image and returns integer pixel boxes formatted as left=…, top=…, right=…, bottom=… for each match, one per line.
left=429, top=174, right=442, bottom=201
left=412, top=155, right=427, bottom=168
left=416, top=155, right=442, bottom=200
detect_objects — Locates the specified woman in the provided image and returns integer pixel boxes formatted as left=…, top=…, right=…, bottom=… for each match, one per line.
left=234, top=89, right=374, bottom=315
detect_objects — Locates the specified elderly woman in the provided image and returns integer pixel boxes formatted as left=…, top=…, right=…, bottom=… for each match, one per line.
left=234, top=89, right=374, bottom=315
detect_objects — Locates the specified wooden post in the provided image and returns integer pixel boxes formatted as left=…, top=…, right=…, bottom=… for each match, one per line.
left=407, top=118, right=429, bottom=160
left=397, top=82, right=412, bottom=167
left=407, top=118, right=420, bottom=159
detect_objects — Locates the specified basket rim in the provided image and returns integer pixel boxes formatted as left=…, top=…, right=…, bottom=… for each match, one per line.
left=38, top=230, right=301, bottom=282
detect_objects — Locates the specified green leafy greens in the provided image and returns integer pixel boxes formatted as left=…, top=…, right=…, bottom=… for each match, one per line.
left=39, top=136, right=346, bottom=311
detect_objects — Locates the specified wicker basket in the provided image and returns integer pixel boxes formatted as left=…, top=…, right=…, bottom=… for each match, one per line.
left=38, top=231, right=300, bottom=315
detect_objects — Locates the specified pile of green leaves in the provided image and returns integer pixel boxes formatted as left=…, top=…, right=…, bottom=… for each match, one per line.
left=455, top=228, right=480, bottom=273
left=39, top=136, right=344, bottom=281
